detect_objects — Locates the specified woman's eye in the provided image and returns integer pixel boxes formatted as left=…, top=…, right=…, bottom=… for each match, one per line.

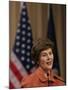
left=42, top=54, right=47, bottom=56
left=49, top=52, right=52, bottom=55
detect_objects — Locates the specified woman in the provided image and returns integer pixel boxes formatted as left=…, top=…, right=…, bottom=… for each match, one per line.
left=21, top=38, right=65, bottom=88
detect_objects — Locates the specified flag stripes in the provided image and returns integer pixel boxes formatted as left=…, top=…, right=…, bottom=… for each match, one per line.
left=11, top=52, right=28, bottom=76
left=10, top=69, right=21, bottom=88
left=10, top=61, right=22, bottom=82
left=9, top=81, right=15, bottom=89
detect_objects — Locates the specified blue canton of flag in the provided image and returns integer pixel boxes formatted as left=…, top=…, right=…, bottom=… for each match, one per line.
left=10, top=2, right=35, bottom=89
left=13, top=2, right=35, bottom=72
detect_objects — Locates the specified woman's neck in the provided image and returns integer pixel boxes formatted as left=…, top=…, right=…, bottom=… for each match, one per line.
left=40, top=66, right=52, bottom=77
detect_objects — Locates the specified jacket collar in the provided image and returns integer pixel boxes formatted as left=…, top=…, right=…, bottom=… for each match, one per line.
left=36, top=67, right=55, bottom=82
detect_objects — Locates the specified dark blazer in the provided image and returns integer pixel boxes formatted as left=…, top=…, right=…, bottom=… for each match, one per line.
left=21, top=67, right=65, bottom=88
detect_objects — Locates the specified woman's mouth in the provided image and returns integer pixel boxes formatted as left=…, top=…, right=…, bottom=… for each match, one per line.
left=47, top=61, right=52, bottom=65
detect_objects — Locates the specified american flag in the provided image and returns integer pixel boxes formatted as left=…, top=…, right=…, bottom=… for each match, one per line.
left=9, top=2, right=36, bottom=89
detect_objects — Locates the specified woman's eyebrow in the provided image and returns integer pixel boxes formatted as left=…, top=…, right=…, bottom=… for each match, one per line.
left=41, top=50, right=52, bottom=54
left=41, top=52, right=47, bottom=54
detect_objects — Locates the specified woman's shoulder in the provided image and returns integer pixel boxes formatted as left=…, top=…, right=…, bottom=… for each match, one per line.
left=53, top=74, right=65, bottom=85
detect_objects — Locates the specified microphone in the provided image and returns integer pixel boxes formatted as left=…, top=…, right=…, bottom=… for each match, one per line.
left=47, top=73, right=53, bottom=86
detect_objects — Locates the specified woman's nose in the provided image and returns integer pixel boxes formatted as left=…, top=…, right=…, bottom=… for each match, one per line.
left=47, top=54, right=51, bottom=60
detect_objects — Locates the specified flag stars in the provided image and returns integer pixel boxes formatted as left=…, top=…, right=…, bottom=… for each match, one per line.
left=27, top=32, right=31, bottom=37
left=27, top=45, right=31, bottom=50
left=21, top=50, right=25, bottom=54
left=27, top=58, right=30, bottom=62
left=16, top=36, right=20, bottom=40
left=27, top=26, right=31, bottom=30
left=16, top=42, right=20, bottom=46
left=21, top=44, right=26, bottom=48
left=17, top=29, right=20, bottom=33
left=22, top=31, right=26, bottom=35
left=13, top=2, right=34, bottom=73
left=32, top=60, right=35, bottom=65
left=21, top=57, right=25, bottom=61
left=26, top=52, right=30, bottom=56
left=22, top=18, right=26, bottom=22
left=22, top=24, right=26, bottom=28
left=22, top=11, right=26, bottom=16
left=27, top=39, right=31, bottom=43
left=16, top=49, right=20, bottom=53
left=22, top=37, right=26, bottom=41
left=26, top=65, right=30, bottom=69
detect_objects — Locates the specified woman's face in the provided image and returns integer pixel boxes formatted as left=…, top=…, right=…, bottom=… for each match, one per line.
left=39, top=48, right=54, bottom=71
